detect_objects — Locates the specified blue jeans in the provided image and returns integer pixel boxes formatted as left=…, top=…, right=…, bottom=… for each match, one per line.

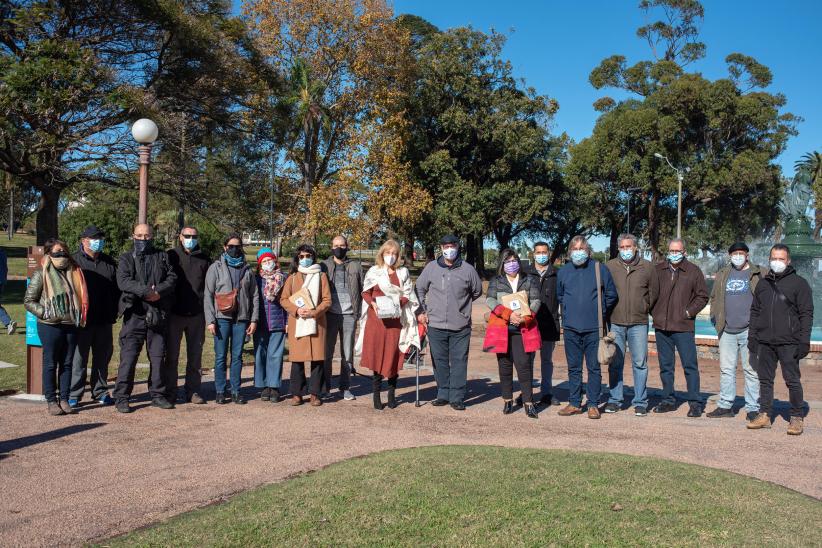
left=608, top=324, right=649, bottom=408
left=213, top=319, right=248, bottom=395
left=655, top=329, right=702, bottom=406
left=38, top=322, right=77, bottom=403
left=428, top=326, right=471, bottom=404
left=563, top=328, right=600, bottom=408
left=254, top=328, right=285, bottom=389
left=0, top=283, right=11, bottom=326
left=718, top=329, right=759, bottom=412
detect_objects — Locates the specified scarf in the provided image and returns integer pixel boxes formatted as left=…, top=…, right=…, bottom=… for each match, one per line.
left=261, top=268, right=286, bottom=302
left=295, top=263, right=322, bottom=338
left=355, top=265, right=420, bottom=358
left=41, top=256, right=88, bottom=327
left=224, top=253, right=244, bottom=268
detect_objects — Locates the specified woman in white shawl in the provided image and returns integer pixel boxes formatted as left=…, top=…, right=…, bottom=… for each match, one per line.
left=356, top=240, right=420, bottom=410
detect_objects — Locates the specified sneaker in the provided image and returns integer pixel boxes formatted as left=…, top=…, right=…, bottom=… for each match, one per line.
left=787, top=417, right=804, bottom=436
left=216, top=394, right=227, bottom=405
left=48, top=401, right=65, bottom=416
left=653, top=402, right=677, bottom=414
left=558, top=404, right=583, bottom=416
left=431, top=398, right=449, bottom=407
left=706, top=406, right=734, bottom=418
left=232, top=393, right=247, bottom=405
left=745, top=411, right=759, bottom=422
left=97, top=394, right=114, bottom=406
left=747, top=413, right=771, bottom=429
left=687, top=405, right=703, bottom=418
left=116, top=401, right=132, bottom=414
left=603, top=403, right=620, bottom=414
left=189, top=393, right=206, bottom=405
left=269, top=389, right=280, bottom=403
left=151, top=397, right=174, bottom=410
left=634, top=406, right=648, bottom=417
left=68, top=398, right=79, bottom=409
left=450, top=402, right=465, bottom=411
left=7, top=320, right=17, bottom=335
left=343, top=389, right=356, bottom=401
left=260, top=387, right=271, bottom=401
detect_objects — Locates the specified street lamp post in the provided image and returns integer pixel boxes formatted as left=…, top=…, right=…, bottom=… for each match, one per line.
left=654, top=153, right=686, bottom=239
left=131, top=119, right=159, bottom=225
left=269, top=152, right=275, bottom=247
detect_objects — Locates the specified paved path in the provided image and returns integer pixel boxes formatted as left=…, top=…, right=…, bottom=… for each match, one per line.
left=0, top=362, right=819, bottom=547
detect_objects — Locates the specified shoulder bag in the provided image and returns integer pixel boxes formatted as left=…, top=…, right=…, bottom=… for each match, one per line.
left=596, top=262, right=617, bottom=365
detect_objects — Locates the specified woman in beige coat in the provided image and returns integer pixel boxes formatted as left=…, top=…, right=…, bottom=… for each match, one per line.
left=280, top=244, right=331, bottom=406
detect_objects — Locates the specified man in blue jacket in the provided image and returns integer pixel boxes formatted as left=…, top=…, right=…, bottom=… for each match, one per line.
left=0, top=247, right=16, bottom=335
left=557, top=235, right=618, bottom=419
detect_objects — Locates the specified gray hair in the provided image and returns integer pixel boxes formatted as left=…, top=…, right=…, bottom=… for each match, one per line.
left=568, top=235, right=591, bottom=254
left=617, top=233, right=637, bottom=247
left=668, top=237, right=686, bottom=249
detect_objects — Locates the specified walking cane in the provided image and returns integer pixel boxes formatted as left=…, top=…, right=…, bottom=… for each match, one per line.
left=415, top=346, right=421, bottom=407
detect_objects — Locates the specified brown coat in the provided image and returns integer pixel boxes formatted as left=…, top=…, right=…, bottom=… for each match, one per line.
left=651, top=259, right=709, bottom=333
left=280, top=271, right=332, bottom=363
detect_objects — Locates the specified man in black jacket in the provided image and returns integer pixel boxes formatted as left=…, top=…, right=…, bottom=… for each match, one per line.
left=747, top=244, right=813, bottom=435
left=68, top=225, right=120, bottom=407
left=113, top=223, right=177, bottom=413
left=525, top=241, right=560, bottom=406
left=167, top=226, right=210, bottom=404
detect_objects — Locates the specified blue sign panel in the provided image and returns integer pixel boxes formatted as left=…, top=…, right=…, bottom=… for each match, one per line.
left=25, top=278, right=41, bottom=346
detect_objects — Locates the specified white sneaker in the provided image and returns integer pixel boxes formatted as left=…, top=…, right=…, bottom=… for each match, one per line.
left=343, top=390, right=355, bottom=401
left=6, top=321, right=16, bottom=335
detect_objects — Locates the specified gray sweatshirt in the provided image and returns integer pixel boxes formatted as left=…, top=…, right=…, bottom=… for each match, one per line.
left=415, top=256, right=483, bottom=331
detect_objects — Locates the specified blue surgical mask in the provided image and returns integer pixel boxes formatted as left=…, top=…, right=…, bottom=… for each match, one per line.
left=667, top=252, right=684, bottom=264
left=570, top=250, right=588, bottom=266
left=619, top=249, right=635, bottom=262
left=534, top=254, right=549, bottom=266
left=442, top=247, right=458, bottom=261
left=299, top=257, right=313, bottom=268
left=730, top=254, right=746, bottom=268
left=183, top=237, right=198, bottom=250
left=89, top=239, right=104, bottom=253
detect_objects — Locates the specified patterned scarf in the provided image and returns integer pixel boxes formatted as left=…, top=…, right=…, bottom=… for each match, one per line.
left=260, top=268, right=286, bottom=302
left=41, top=256, right=87, bottom=326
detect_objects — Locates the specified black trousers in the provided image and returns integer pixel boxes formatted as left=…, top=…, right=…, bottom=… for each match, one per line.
left=753, top=343, right=804, bottom=417
left=70, top=323, right=114, bottom=401
left=113, top=313, right=174, bottom=402
left=290, top=360, right=324, bottom=397
left=498, top=332, right=533, bottom=403
left=167, top=313, right=206, bottom=397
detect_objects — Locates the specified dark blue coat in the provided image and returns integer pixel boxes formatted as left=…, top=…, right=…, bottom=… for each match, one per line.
left=557, top=258, right=618, bottom=333
left=256, top=274, right=288, bottom=332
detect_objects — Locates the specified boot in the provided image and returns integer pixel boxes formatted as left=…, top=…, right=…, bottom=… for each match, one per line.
left=787, top=417, right=804, bottom=436
left=48, top=401, right=65, bottom=416
left=372, top=373, right=383, bottom=410
left=386, top=376, right=398, bottom=409
left=746, top=412, right=771, bottom=429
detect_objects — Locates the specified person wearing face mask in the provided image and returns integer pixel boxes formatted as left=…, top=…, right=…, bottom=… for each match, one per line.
left=166, top=226, right=211, bottom=404
left=706, top=242, right=763, bottom=421
left=415, top=234, right=483, bottom=411
left=556, top=235, right=618, bottom=419
left=204, top=234, right=259, bottom=405
left=67, top=225, right=120, bottom=408
left=523, top=242, right=560, bottom=407
left=650, top=238, right=709, bottom=417
left=747, top=244, right=813, bottom=436
left=0, top=247, right=17, bottom=335
left=604, top=233, right=658, bottom=416
left=280, top=244, right=332, bottom=406
left=253, top=248, right=287, bottom=403
left=24, top=239, right=88, bottom=416
left=356, top=240, right=420, bottom=410
left=114, top=223, right=177, bottom=413
left=321, top=235, right=364, bottom=401
left=484, top=249, right=542, bottom=419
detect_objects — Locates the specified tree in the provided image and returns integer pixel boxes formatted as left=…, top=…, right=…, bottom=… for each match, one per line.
left=574, top=0, right=796, bottom=257
left=795, top=151, right=822, bottom=239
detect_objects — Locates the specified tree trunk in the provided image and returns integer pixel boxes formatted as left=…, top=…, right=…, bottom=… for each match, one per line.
left=465, top=233, right=477, bottom=266
left=609, top=222, right=620, bottom=260
left=494, top=223, right=511, bottom=251
left=402, top=229, right=415, bottom=267
left=647, top=189, right=660, bottom=261
left=35, top=184, right=61, bottom=245
left=475, top=233, right=485, bottom=276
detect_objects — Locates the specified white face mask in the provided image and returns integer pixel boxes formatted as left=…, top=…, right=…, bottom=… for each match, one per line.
left=769, top=259, right=787, bottom=274
left=261, top=261, right=276, bottom=272
left=730, top=254, right=746, bottom=268
left=442, top=247, right=458, bottom=261
left=383, top=254, right=397, bottom=266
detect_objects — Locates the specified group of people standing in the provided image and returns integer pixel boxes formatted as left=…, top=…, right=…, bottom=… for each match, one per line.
left=23, top=225, right=811, bottom=435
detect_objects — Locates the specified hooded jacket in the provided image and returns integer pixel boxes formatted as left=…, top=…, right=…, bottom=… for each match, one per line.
left=749, top=265, right=813, bottom=346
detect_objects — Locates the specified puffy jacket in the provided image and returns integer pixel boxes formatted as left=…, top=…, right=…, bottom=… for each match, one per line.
left=605, top=255, right=658, bottom=326
left=709, top=263, right=764, bottom=335
left=321, top=257, right=364, bottom=317
left=24, top=268, right=79, bottom=326
left=749, top=266, right=813, bottom=346
left=167, top=245, right=211, bottom=317
left=204, top=258, right=260, bottom=325
left=256, top=274, right=288, bottom=331
left=117, top=247, right=176, bottom=317
left=73, top=249, right=119, bottom=325
left=524, top=264, right=560, bottom=341
left=650, top=259, right=708, bottom=333
left=557, top=259, right=618, bottom=333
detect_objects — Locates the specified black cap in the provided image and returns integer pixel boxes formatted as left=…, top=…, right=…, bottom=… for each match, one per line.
left=79, top=225, right=104, bottom=239
left=440, top=234, right=460, bottom=246
left=728, top=241, right=749, bottom=254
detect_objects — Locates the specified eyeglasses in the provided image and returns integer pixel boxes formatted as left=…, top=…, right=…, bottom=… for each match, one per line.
left=181, top=234, right=197, bottom=239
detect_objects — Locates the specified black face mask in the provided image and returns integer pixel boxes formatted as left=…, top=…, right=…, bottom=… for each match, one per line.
left=332, top=248, right=348, bottom=260
left=134, top=239, right=153, bottom=254
left=226, top=245, right=243, bottom=259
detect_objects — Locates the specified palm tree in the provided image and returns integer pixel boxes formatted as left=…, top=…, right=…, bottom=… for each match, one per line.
left=795, top=151, right=822, bottom=239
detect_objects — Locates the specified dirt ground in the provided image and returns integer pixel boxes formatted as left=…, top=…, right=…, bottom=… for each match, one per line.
left=1, top=304, right=820, bottom=547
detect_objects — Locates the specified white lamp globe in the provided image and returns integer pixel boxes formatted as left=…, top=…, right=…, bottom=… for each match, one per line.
left=131, top=118, right=159, bottom=144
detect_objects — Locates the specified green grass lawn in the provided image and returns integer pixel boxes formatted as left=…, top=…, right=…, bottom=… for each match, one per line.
left=105, top=446, right=820, bottom=547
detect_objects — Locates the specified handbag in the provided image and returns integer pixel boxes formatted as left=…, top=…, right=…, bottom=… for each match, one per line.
left=595, top=262, right=617, bottom=365
left=215, top=288, right=238, bottom=314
